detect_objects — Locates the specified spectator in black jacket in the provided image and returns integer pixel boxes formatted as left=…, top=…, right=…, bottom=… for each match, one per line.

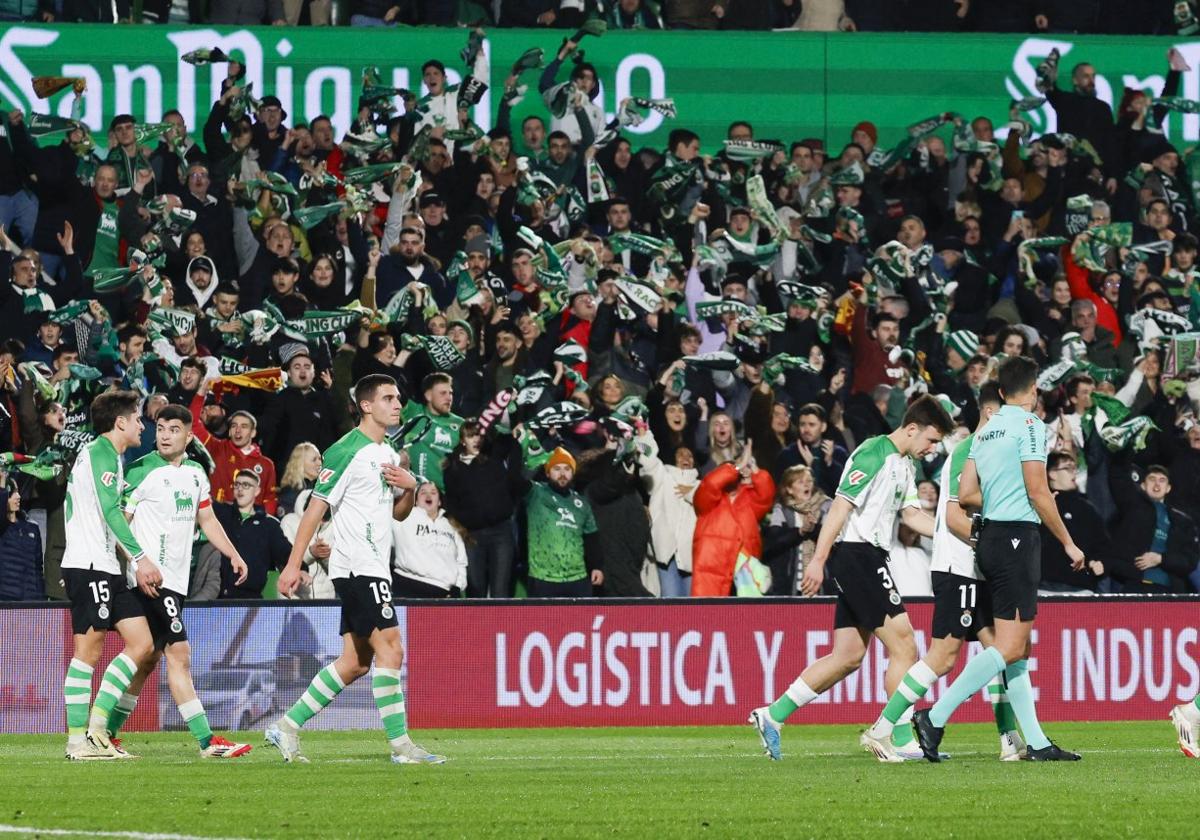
left=775, top=402, right=846, bottom=494
left=0, top=484, right=44, bottom=601
left=443, top=421, right=523, bottom=597
left=1045, top=59, right=1118, bottom=186
left=1109, top=464, right=1199, bottom=593
left=579, top=444, right=652, bottom=597
left=1039, top=452, right=1109, bottom=593
left=258, top=343, right=339, bottom=468
left=215, top=469, right=291, bottom=598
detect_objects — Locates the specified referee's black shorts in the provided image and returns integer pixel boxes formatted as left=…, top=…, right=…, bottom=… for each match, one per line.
left=976, top=520, right=1041, bottom=621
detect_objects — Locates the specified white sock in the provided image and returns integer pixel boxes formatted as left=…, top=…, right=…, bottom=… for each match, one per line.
left=785, top=677, right=819, bottom=710
left=1182, top=701, right=1200, bottom=725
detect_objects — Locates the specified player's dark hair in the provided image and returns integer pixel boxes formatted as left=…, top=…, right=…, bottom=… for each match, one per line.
left=798, top=403, right=827, bottom=423
left=117, top=323, right=148, bottom=344
left=668, top=128, right=699, bottom=154
left=422, top=372, right=452, bottom=393
left=1064, top=372, right=1095, bottom=401
left=181, top=355, right=207, bottom=374
left=978, top=382, right=1002, bottom=409
left=900, top=394, right=955, bottom=435
left=997, top=355, right=1039, bottom=398
left=355, top=374, right=398, bottom=408
left=157, top=404, right=193, bottom=426
left=1047, top=451, right=1075, bottom=473
left=91, top=390, right=141, bottom=434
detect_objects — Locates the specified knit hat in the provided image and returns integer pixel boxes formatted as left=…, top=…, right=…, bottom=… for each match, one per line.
left=946, top=330, right=979, bottom=362
left=447, top=319, right=475, bottom=346
left=544, top=446, right=576, bottom=475
left=278, top=341, right=311, bottom=368
left=852, top=121, right=878, bottom=146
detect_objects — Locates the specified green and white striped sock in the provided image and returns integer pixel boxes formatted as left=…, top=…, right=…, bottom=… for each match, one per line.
left=63, top=658, right=94, bottom=743
left=89, top=653, right=136, bottom=733
left=178, top=698, right=213, bottom=749
left=988, top=674, right=1017, bottom=734
left=283, top=664, right=345, bottom=730
left=869, top=660, right=936, bottom=739
left=373, top=667, right=408, bottom=746
left=106, top=692, right=138, bottom=736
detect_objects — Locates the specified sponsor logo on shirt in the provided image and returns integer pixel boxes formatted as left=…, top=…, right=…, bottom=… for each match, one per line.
left=318, top=468, right=334, bottom=484
left=100, top=471, right=117, bottom=488
left=847, top=469, right=867, bottom=486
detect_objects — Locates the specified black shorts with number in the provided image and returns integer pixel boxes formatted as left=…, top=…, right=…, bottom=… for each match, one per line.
left=976, top=520, right=1041, bottom=621
left=829, top=542, right=906, bottom=631
left=62, top=569, right=144, bottom=635
left=137, top=588, right=188, bottom=649
left=333, top=574, right=399, bottom=638
left=931, top=571, right=994, bottom=641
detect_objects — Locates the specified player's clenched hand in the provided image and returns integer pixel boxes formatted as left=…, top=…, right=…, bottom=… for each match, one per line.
left=382, top=464, right=417, bottom=491
left=800, top=562, right=824, bottom=597
left=1065, top=543, right=1086, bottom=572
left=230, top=554, right=249, bottom=586
left=136, top=559, right=163, bottom=597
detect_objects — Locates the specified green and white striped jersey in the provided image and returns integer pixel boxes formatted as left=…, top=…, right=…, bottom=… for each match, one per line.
left=62, top=437, right=146, bottom=575
left=931, top=435, right=980, bottom=579
left=122, top=453, right=211, bottom=596
left=313, top=428, right=400, bottom=581
left=834, top=435, right=920, bottom=550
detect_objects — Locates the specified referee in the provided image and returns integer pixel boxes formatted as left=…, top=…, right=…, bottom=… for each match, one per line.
left=913, top=356, right=1084, bottom=761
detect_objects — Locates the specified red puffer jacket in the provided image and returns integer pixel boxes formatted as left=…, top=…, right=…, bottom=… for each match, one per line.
left=690, top=462, right=775, bottom=597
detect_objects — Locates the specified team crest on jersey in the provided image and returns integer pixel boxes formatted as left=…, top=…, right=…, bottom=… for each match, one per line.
left=888, top=590, right=901, bottom=606
left=847, top=469, right=867, bottom=486
left=170, top=619, right=183, bottom=634
left=381, top=605, right=394, bottom=619
left=97, top=604, right=110, bottom=620
left=100, top=471, right=117, bottom=488
left=960, top=611, right=973, bottom=628
left=253, top=464, right=263, bottom=474
left=318, top=468, right=334, bottom=484
left=574, top=498, right=583, bottom=508
left=173, top=491, right=194, bottom=512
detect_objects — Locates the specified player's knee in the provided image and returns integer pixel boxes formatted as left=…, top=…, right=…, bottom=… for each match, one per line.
left=837, top=648, right=866, bottom=673
left=126, top=639, right=155, bottom=664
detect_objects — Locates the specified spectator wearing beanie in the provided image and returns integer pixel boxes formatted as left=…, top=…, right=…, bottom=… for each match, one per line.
left=524, top=446, right=603, bottom=598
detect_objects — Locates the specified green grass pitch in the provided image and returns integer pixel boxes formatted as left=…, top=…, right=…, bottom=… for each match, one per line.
left=0, top=722, right=1191, bottom=838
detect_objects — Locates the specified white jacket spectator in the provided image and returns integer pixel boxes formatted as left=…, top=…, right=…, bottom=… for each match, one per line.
left=279, top=490, right=336, bottom=599
left=392, top=483, right=468, bottom=596
left=636, top=430, right=698, bottom=597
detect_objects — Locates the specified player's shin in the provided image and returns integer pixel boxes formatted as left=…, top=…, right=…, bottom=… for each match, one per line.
left=988, top=674, right=1017, bottom=734
left=928, top=647, right=1006, bottom=728
left=869, top=660, right=937, bottom=739
left=373, top=667, right=408, bottom=746
left=89, top=653, right=137, bottom=734
left=178, top=698, right=214, bottom=749
left=282, top=663, right=346, bottom=731
left=1003, top=659, right=1050, bottom=750
left=63, top=658, right=94, bottom=745
left=106, top=693, right=139, bottom=737
left=768, top=676, right=819, bottom=725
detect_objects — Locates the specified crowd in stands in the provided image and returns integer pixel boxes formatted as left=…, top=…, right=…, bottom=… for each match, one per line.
left=0, top=0, right=1189, bottom=33
left=2, top=26, right=1200, bottom=603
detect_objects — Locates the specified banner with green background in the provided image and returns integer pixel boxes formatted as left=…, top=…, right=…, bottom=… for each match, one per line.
left=2, top=25, right=1199, bottom=156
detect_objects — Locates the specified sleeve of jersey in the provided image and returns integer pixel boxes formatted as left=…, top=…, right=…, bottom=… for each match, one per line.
left=901, top=467, right=920, bottom=510
left=1020, top=415, right=1048, bottom=462
left=947, top=439, right=973, bottom=502
left=312, top=447, right=354, bottom=507
left=193, top=465, right=212, bottom=509
left=581, top=498, right=598, bottom=535
left=92, top=448, right=146, bottom=561
left=121, top=461, right=146, bottom=514
left=835, top=440, right=884, bottom=506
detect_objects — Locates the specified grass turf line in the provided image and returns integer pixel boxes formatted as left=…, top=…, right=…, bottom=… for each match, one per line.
left=0, top=722, right=1188, bottom=839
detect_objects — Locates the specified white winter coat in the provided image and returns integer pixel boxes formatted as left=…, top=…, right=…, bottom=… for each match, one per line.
left=636, top=431, right=699, bottom=573
left=392, top=506, right=468, bottom=592
left=279, top=490, right=336, bottom=599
